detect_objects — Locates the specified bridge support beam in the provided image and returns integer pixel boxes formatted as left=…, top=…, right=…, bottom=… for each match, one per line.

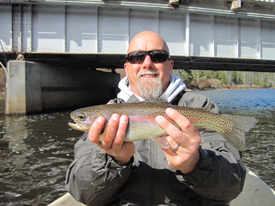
left=5, top=61, right=119, bottom=115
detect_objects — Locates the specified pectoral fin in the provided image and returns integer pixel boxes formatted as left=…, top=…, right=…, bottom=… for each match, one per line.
left=152, top=135, right=170, bottom=149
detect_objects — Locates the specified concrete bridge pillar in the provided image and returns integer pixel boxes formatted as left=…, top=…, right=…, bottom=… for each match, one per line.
left=5, top=61, right=120, bottom=114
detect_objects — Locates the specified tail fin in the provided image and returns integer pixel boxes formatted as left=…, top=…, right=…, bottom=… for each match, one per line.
left=220, top=114, right=258, bottom=151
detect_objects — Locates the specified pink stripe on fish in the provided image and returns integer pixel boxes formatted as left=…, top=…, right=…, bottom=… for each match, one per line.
left=129, top=115, right=156, bottom=122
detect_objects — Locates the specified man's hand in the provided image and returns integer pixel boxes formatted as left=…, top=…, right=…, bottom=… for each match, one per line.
left=88, top=113, right=135, bottom=165
left=155, top=108, right=201, bottom=174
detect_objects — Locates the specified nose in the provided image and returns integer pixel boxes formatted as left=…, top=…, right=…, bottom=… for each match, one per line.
left=142, top=54, right=153, bottom=68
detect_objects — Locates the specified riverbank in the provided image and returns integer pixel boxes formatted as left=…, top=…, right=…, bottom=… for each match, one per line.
left=0, top=83, right=274, bottom=99
left=0, top=67, right=6, bottom=97
left=187, top=78, right=275, bottom=91
left=0, top=91, right=5, bottom=100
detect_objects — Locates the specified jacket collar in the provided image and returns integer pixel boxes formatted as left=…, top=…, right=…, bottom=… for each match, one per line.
left=117, top=74, right=186, bottom=103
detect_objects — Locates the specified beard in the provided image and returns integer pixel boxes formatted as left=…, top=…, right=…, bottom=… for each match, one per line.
left=137, top=70, right=163, bottom=100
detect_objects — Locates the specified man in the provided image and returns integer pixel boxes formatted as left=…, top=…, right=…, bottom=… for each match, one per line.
left=66, top=31, right=246, bottom=206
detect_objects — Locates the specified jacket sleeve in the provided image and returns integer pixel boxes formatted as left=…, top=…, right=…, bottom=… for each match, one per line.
left=176, top=92, right=246, bottom=202
left=176, top=131, right=246, bottom=202
left=65, top=133, right=133, bottom=206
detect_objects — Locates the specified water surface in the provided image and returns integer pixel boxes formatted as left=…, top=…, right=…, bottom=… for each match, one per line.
left=192, top=89, right=275, bottom=190
left=0, top=89, right=274, bottom=205
left=0, top=101, right=82, bottom=205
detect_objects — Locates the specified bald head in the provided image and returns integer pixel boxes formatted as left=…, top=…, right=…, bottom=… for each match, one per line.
left=127, top=31, right=169, bottom=54
left=124, top=31, right=174, bottom=99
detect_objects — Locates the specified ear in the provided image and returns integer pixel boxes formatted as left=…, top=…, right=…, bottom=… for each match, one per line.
left=124, top=63, right=129, bottom=78
left=169, top=60, right=174, bottom=75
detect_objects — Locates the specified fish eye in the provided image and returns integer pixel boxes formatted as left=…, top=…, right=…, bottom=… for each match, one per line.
left=77, top=113, right=85, bottom=120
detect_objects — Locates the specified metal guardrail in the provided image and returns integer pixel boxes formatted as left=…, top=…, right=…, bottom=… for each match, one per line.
left=0, top=0, right=274, bottom=4
left=253, top=0, right=274, bottom=3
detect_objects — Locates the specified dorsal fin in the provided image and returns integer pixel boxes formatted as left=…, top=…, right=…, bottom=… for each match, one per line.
left=146, top=98, right=171, bottom=105
left=201, top=107, right=212, bottom=112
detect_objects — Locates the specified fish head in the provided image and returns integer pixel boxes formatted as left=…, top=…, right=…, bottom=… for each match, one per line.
left=68, top=109, right=97, bottom=132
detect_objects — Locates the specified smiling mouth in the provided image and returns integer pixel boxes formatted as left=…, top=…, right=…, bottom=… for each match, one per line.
left=140, top=73, right=159, bottom=78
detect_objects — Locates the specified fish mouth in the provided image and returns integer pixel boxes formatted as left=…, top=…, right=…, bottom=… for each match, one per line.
left=68, top=114, right=84, bottom=131
left=68, top=122, right=80, bottom=130
left=68, top=122, right=89, bottom=132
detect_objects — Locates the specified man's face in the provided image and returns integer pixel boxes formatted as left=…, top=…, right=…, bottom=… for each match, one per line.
left=124, top=32, right=174, bottom=99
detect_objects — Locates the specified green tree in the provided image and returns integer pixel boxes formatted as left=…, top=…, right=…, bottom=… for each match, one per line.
left=237, top=73, right=244, bottom=84
left=206, top=71, right=212, bottom=79
left=263, top=75, right=268, bottom=88
left=232, top=71, right=238, bottom=84
left=253, top=73, right=260, bottom=85
left=221, top=71, right=227, bottom=85
left=173, top=69, right=193, bottom=85
left=212, top=71, right=219, bottom=79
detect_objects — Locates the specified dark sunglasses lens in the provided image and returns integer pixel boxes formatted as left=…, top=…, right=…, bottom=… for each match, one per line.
left=127, top=50, right=169, bottom=63
left=151, top=52, right=169, bottom=62
left=127, top=52, right=146, bottom=63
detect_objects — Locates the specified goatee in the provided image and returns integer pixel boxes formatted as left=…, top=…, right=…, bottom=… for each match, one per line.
left=137, top=71, right=163, bottom=99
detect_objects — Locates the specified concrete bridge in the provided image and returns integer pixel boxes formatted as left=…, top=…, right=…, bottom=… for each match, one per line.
left=1, top=0, right=275, bottom=114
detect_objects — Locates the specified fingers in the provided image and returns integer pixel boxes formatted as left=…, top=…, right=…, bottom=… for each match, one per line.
left=156, top=108, right=201, bottom=148
left=111, top=115, right=129, bottom=151
left=166, top=108, right=200, bottom=141
left=88, top=116, right=106, bottom=144
left=164, top=135, right=201, bottom=174
left=170, top=140, right=180, bottom=152
left=155, top=108, right=201, bottom=173
left=101, top=113, right=120, bottom=147
left=88, top=113, right=129, bottom=152
left=88, top=113, right=133, bottom=165
left=155, top=107, right=201, bottom=162
left=163, top=136, right=182, bottom=157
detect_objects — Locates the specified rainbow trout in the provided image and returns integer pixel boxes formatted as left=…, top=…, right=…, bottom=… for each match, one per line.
left=68, top=100, right=258, bottom=151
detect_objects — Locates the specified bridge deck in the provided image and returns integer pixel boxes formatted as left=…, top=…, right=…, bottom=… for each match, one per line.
left=0, top=0, right=275, bottom=71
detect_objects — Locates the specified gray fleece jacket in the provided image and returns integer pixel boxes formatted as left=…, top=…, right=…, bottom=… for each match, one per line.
left=65, top=91, right=246, bottom=206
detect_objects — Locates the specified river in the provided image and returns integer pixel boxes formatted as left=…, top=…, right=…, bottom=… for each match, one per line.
left=0, top=89, right=274, bottom=205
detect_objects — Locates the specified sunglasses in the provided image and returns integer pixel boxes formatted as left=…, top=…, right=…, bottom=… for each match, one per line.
left=126, top=50, right=170, bottom=64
